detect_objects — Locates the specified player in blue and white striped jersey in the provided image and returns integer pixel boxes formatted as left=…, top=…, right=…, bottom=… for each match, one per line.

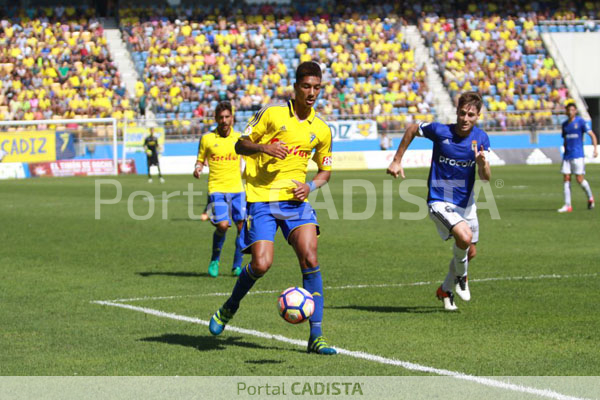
left=387, top=92, right=491, bottom=311
left=557, top=102, right=598, bottom=213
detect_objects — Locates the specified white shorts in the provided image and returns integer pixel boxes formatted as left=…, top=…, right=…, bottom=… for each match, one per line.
left=428, top=201, right=479, bottom=244
left=561, top=158, right=585, bottom=175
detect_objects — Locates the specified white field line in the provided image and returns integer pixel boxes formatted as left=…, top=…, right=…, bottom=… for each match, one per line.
left=92, top=300, right=591, bottom=400
left=103, top=273, right=598, bottom=303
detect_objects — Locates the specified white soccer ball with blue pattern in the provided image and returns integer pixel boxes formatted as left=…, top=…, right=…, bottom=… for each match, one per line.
left=278, top=287, right=314, bottom=324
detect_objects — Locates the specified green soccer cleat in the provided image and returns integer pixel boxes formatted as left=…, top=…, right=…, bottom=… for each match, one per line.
left=307, top=336, right=337, bottom=355
left=209, top=307, right=235, bottom=336
left=231, top=266, right=242, bottom=276
left=208, top=260, right=219, bottom=277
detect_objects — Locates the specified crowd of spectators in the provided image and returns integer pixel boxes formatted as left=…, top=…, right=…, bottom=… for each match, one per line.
left=420, top=14, right=568, bottom=130
left=3, top=0, right=600, bottom=135
left=120, top=2, right=436, bottom=134
left=0, top=6, right=133, bottom=132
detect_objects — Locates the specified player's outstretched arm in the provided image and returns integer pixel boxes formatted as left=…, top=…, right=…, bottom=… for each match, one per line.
left=386, top=123, right=419, bottom=179
left=235, top=138, right=288, bottom=159
left=476, top=145, right=491, bottom=181
left=292, top=170, right=331, bottom=201
left=588, top=130, right=598, bottom=158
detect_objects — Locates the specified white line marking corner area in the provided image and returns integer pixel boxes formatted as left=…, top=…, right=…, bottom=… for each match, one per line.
left=91, top=299, right=592, bottom=400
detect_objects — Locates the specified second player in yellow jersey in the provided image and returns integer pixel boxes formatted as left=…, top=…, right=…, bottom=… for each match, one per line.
left=194, top=101, right=246, bottom=278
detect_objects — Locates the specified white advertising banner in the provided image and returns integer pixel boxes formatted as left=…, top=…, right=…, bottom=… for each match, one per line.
left=0, top=162, right=26, bottom=179
left=158, top=155, right=198, bottom=175
left=328, top=120, right=377, bottom=141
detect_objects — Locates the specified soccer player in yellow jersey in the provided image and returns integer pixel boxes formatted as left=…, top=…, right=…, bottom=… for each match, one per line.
left=209, top=62, right=336, bottom=355
left=194, top=101, right=246, bottom=277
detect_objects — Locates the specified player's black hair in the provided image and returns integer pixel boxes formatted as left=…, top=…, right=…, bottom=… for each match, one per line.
left=295, top=61, right=322, bottom=83
left=215, top=101, right=233, bottom=117
left=565, top=102, right=577, bottom=110
left=457, top=92, right=483, bottom=113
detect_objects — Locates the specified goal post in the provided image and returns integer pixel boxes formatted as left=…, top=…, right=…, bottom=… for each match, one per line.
left=0, top=118, right=119, bottom=175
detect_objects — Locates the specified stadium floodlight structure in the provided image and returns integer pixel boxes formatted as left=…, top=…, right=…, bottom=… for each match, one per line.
left=0, top=118, right=119, bottom=175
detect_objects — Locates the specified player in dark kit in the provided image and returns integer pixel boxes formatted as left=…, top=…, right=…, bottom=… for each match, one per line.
left=144, top=128, right=164, bottom=183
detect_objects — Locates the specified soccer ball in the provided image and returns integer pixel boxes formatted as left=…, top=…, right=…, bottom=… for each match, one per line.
left=277, top=287, right=315, bottom=324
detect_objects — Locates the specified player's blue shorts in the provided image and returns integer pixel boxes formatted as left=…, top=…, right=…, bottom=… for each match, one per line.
left=208, top=192, right=246, bottom=225
left=240, top=201, right=320, bottom=253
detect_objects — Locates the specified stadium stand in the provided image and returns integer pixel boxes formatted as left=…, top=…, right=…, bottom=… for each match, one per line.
left=119, top=2, right=436, bottom=135
left=0, top=5, right=134, bottom=134
left=2, top=0, right=600, bottom=135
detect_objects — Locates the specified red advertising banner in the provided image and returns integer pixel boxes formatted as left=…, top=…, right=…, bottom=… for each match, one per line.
left=28, top=159, right=137, bottom=177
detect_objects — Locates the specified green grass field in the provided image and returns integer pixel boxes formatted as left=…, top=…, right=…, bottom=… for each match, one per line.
left=1, top=165, right=599, bottom=377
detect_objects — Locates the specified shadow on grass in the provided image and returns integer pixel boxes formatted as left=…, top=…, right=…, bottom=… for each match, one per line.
left=136, top=271, right=212, bottom=278
left=329, top=305, right=444, bottom=314
left=502, top=208, right=558, bottom=212
left=245, top=359, right=284, bottom=365
left=140, top=334, right=293, bottom=353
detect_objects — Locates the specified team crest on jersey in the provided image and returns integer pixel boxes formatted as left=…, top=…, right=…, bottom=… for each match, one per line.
left=310, top=133, right=316, bottom=143
left=244, top=126, right=252, bottom=136
left=471, top=140, right=477, bottom=151
left=574, top=123, right=578, bottom=129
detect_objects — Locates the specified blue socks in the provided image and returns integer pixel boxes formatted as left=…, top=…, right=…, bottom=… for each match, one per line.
left=232, top=233, right=243, bottom=268
left=224, top=263, right=261, bottom=313
left=303, top=266, right=323, bottom=339
left=211, top=230, right=226, bottom=262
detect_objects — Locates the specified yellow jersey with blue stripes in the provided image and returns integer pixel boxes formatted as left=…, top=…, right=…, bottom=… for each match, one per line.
left=197, top=129, right=244, bottom=194
left=242, top=100, right=333, bottom=202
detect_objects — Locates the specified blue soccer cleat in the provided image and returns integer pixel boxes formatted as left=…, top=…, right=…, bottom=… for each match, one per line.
left=307, top=336, right=337, bottom=355
left=209, top=307, right=235, bottom=336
